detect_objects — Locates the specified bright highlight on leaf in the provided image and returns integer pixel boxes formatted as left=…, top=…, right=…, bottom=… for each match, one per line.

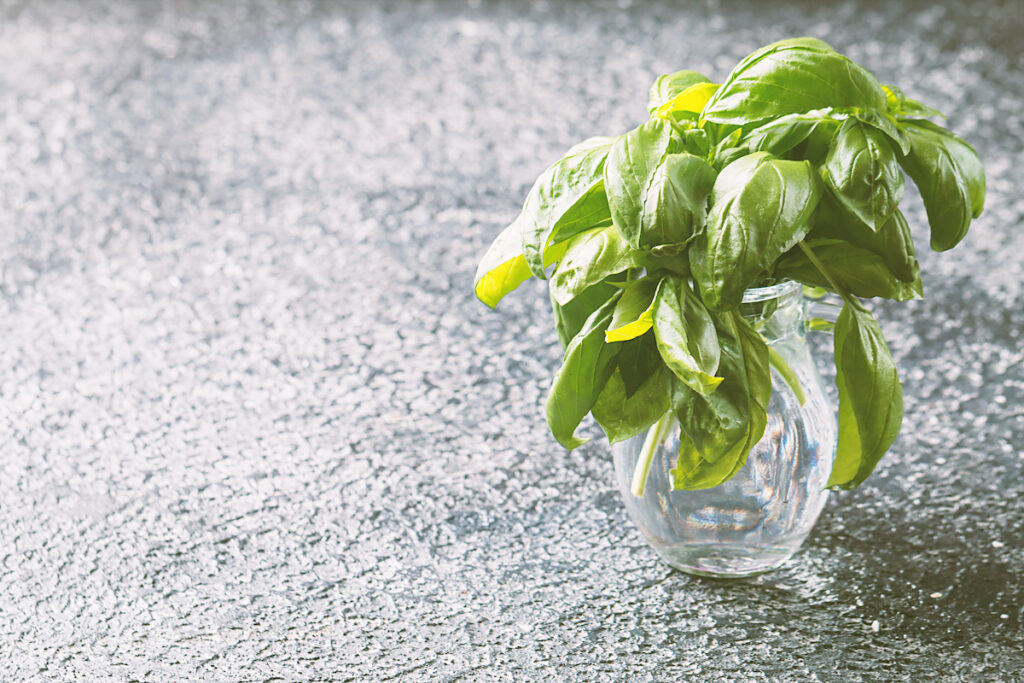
left=606, top=312, right=653, bottom=342
left=604, top=276, right=659, bottom=341
left=655, top=82, right=721, bottom=118
left=647, top=70, right=713, bottom=114
left=474, top=218, right=568, bottom=308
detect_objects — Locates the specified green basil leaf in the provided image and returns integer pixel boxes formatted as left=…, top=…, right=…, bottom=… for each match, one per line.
left=905, top=119, right=986, bottom=216
left=691, top=152, right=821, bottom=310
left=615, top=333, right=663, bottom=397
left=876, top=209, right=919, bottom=284
left=520, top=138, right=615, bottom=277
left=648, top=70, right=713, bottom=115
left=790, top=115, right=842, bottom=167
left=551, top=281, right=619, bottom=349
left=606, top=275, right=661, bottom=342
left=549, top=226, right=641, bottom=306
left=822, top=118, right=904, bottom=232
left=593, top=364, right=671, bottom=443
left=680, top=127, right=711, bottom=157
left=701, top=38, right=887, bottom=125
left=898, top=119, right=985, bottom=251
left=714, top=109, right=838, bottom=168
left=671, top=428, right=747, bottom=490
left=775, top=238, right=922, bottom=301
left=643, top=242, right=691, bottom=277
left=671, top=311, right=771, bottom=489
left=851, top=109, right=911, bottom=156
left=545, top=294, right=622, bottom=450
left=637, top=153, right=717, bottom=250
left=828, top=302, right=903, bottom=489
left=651, top=276, right=723, bottom=395
left=604, top=119, right=675, bottom=249
left=810, top=195, right=918, bottom=282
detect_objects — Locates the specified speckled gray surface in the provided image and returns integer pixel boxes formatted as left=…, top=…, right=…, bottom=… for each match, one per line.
left=1, top=0, right=1023, bottom=680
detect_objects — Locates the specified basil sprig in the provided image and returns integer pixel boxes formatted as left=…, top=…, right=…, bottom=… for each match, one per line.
left=474, top=38, right=985, bottom=492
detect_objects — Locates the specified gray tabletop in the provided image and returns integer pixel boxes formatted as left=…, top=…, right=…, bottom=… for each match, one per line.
left=2, top=1, right=1022, bottom=680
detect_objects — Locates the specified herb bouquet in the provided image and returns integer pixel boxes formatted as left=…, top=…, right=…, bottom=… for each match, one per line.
left=474, top=38, right=984, bottom=498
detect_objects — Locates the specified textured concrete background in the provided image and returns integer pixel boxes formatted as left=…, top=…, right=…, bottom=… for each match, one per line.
left=1, top=0, right=1022, bottom=680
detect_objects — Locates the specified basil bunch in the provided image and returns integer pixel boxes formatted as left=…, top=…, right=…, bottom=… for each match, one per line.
left=474, top=38, right=985, bottom=491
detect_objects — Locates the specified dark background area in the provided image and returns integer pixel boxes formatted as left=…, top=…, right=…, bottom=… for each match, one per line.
left=1, top=0, right=1022, bottom=679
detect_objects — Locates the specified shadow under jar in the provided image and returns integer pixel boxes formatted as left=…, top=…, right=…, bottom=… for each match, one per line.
left=612, top=281, right=837, bottom=578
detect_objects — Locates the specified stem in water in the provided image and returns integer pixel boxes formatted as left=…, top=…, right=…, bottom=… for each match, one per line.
left=631, top=411, right=676, bottom=497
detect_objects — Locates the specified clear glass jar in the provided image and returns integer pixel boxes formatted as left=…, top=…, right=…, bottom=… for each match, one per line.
left=612, top=281, right=837, bottom=578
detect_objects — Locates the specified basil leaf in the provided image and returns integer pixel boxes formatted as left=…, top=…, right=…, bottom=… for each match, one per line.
left=775, top=238, right=922, bottom=301
left=810, top=195, right=918, bottom=282
left=876, top=210, right=919, bottom=284
left=672, top=428, right=747, bottom=490
left=637, top=153, right=717, bottom=250
left=691, top=152, right=821, bottom=310
left=549, top=226, right=641, bottom=305
left=593, top=365, right=671, bottom=444
left=822, top=118, right=904, bottom=232
left=520, top=138, right=615, bottom=277
left=671, top=311, right=771, bottom=489
left=545, top=294, right=622, bottom=450
left=615, top=333, right=664, bottom=398
left=475, top=216, right=569, bottom=308
left=604, top=119, right=675, bottom=250
left=828, top=302, right=903, bottom=489
left=701, top=38, right=887, bottom=125
left=606, top=276, right=660, bottom=342
left=644, top=242, right=690, bottom=277
left=898, top=119, right=985, bottom=251
left=680, top=128, right=711, bottom=158
left=551, top=281, right=619, bottom=348
left=714, top=109, right=838, bottom=168
left=651, top=276, right=723, bottom=396
left=648, top=70, right=713, bottom=114
left=852, top=109, right=911, bottom=156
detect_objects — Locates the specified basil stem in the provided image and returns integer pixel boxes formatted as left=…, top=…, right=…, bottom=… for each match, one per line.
left=631, top=411, right=676, bottom=497
left=797, top=240, right=853, bottom=303
left=767, top=346, right=806, bottom=405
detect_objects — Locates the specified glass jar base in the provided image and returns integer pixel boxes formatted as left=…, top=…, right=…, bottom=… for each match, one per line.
left=653, top=542, right=802, bottom=579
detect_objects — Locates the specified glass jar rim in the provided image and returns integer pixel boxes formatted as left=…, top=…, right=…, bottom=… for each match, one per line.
left=741, top=280, right=802, bottom=303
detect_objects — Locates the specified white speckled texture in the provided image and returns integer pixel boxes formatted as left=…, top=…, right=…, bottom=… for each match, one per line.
left=1, top=1, right=1022, bottom=680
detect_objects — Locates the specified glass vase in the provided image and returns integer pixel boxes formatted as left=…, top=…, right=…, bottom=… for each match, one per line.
left=612, top=281, right=837, bottom=578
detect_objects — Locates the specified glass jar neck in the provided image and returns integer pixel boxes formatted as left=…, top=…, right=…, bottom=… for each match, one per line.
left=737, top=281, right=805, bottom=343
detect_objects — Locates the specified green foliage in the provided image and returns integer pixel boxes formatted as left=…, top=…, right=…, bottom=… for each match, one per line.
left=828, top=302, right=904, bottom=489
left=690, top=152, right=821, bottom=310
left=898, top=119, right=985, bottom=251
left=550, top=226, right=641, bottom=306
left=651, top=276, right=723, bottom=396
left=822, top=119, right=904, bottom=232
left=701, top=38, right=887, bottom=125
left=545, top=295, right=621, bottom=449
left=475, top=37, right=985, bottom=492
left=520, top=137, right=615, bottom=278
left=638, top=153, right=717, bottom=249
left=775, top=238, right=922, bottom=301
left=604, top=119, right=677, bottom=249
left=671, top=312, right=771, bottom=489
